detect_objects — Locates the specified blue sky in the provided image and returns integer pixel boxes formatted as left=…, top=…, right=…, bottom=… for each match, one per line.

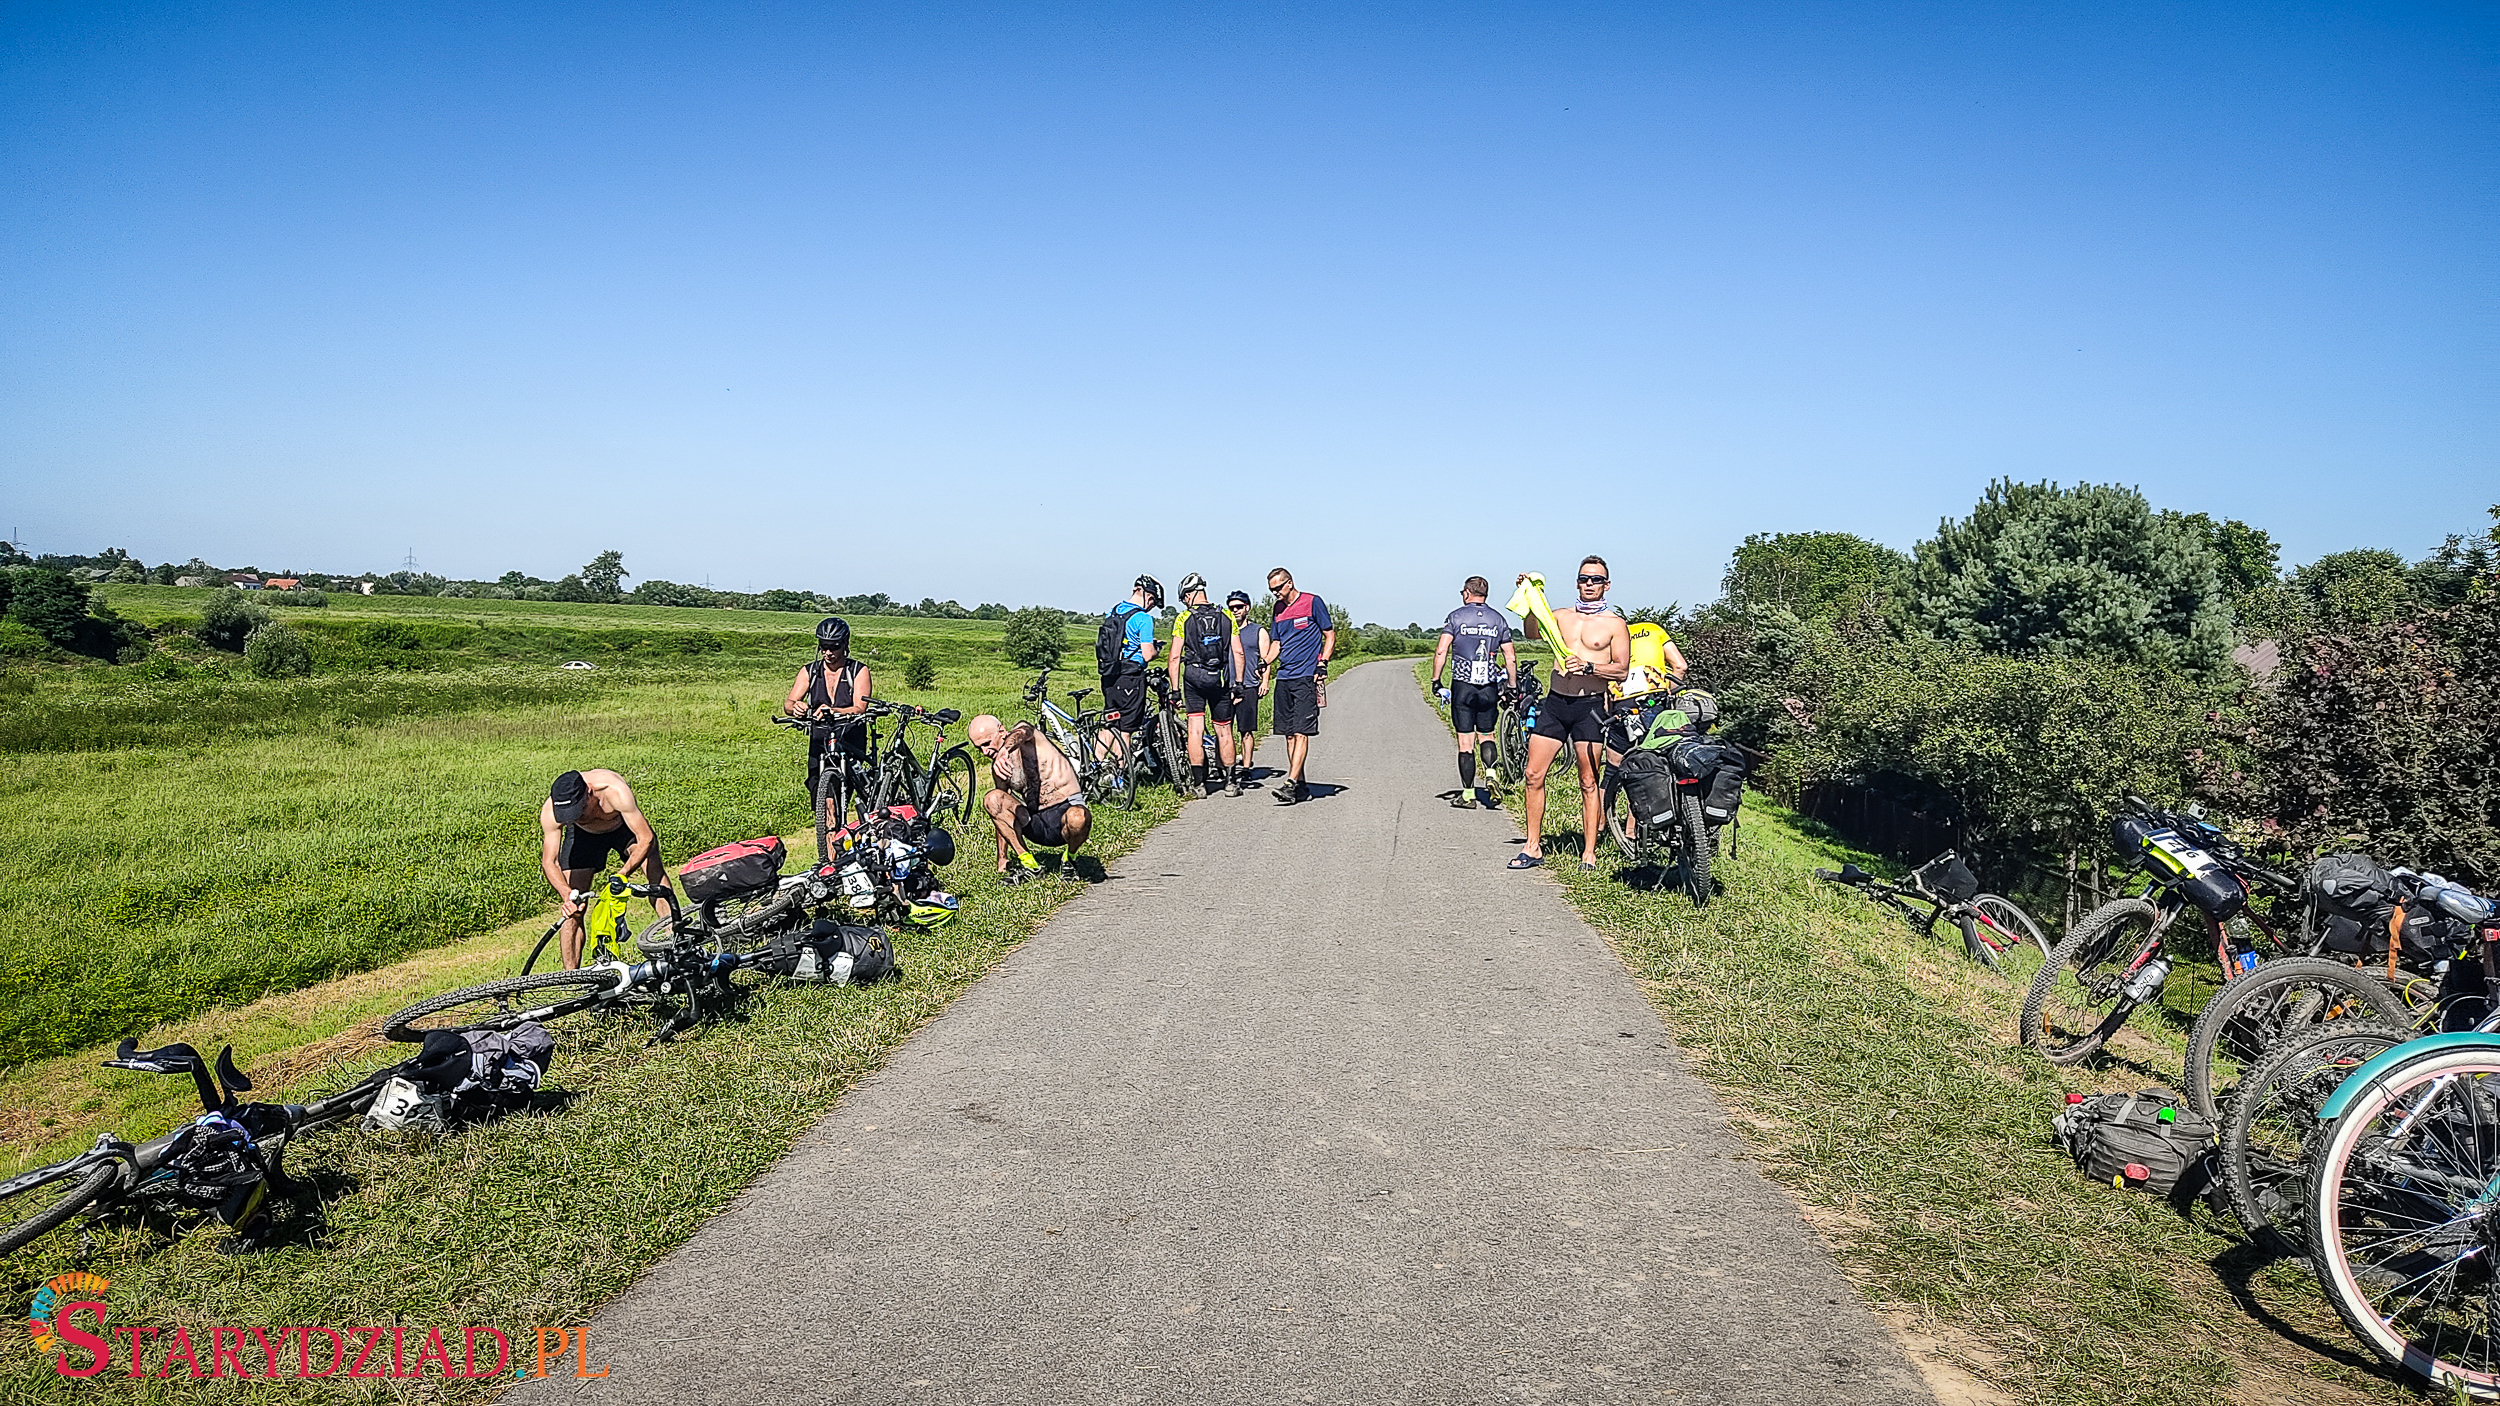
left=3, top=2, right=2492, bottom=625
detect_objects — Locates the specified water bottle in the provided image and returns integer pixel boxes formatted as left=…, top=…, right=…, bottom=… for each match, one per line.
left=828, top=951, right=855, bottom=985
left=2232, top=950, right=2259, bottom=977
left=2120, top=957, right=2172, bottom=1004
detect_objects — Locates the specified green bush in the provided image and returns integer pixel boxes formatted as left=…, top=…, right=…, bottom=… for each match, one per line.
left=0, top=620, right=67, bottom=662
left=197, top=589, right=272, bottom=650
left=268, top=587, right=328, bottom=607
left=1001, top=606, right=1067, bottom=671
left=7, top=568, right=92, bottom=647
left=905, top=653, right=937, bottom=689
left=244, top=622, right=314, bottom=678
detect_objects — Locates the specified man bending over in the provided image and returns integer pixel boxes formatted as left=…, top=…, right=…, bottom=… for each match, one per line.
left=538, top=768, right=675, bottom=969
left=969, top=714, right=1093, bottom=885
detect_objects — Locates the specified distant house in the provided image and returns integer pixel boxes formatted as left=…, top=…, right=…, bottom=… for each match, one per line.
left=265, top=578, right=301, bottom=591
left=231, top=575, right=262, bottom=590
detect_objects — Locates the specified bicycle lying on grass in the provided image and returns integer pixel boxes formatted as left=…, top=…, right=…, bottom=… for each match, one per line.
left=1814, top=851, right=2051, bottom=975
left=0, top=1041, right=394, bottom=1256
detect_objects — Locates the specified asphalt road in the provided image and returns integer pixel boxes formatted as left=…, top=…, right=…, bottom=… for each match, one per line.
left=518, top=659, right=1934, bottom=1405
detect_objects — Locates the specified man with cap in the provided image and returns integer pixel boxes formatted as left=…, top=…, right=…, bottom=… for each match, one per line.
left=1225, top=589, right=1266, bottom=792
left=783, top=617, right=875, bottom=820
left=538, top=768, right=674, bottom=969
left=1166, top=573, right=1244, bottom=797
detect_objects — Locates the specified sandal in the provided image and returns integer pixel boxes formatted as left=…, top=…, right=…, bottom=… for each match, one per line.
left=1507, top=852, right=1544, bottom=870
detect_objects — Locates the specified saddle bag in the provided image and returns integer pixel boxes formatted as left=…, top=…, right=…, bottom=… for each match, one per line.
left=679, top=836, right=788, bottom=904
left=2053, top=1089, right=2214, bottom=1196
left=763, top=920, right=895, bottom=984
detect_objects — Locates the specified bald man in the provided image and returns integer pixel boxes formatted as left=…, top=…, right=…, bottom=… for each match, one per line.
left=968, top=714, right=1094, bottom=885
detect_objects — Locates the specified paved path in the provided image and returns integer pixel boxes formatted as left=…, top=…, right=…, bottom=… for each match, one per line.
left=522, top=661, right=1933, bottom=1405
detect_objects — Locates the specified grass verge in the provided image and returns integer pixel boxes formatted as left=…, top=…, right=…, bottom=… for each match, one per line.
left=1409, top=659, right=2409, bottom=1406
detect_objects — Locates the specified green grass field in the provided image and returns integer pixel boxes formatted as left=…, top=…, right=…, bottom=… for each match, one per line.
left=1410, top=659, right=2403, bottom=1406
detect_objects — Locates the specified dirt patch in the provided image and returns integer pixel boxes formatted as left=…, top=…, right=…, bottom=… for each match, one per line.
left=1876, top=1309, right=2020, bottom=1406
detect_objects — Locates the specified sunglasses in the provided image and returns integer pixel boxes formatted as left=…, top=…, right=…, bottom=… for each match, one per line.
left=1577, top=574, right=1608, bottom=585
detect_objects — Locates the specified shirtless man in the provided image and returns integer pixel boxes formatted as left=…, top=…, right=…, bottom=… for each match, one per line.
left=538, top=768, right=675, bottom=968
left=968, top=714, right=1094, bottom=885
left=1510, top=556, right=1629, bottom=870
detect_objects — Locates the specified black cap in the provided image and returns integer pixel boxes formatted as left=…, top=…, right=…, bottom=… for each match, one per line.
left=550, top=770, right=588, bottom=823
left=1225, top=590, right=1251, bottom=607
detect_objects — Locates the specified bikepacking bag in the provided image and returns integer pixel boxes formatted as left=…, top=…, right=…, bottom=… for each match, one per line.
left=680, top=836, right=788, bottom=904
left=2125, top=823, right=2247, bottom=918
left=1097, top=602, right=1145, bottom=676
left=2052, top=1089, right=2214, bottom=1197
left=1617, top=747, right=1683, bottom=827
left=1912, top=852, right=1982, bottom=905
left=371, top=1023, right=558, bottom=1130
left=763, top=920, right=895, bottom=984
left=2307, top=852, right=2399, bottom=955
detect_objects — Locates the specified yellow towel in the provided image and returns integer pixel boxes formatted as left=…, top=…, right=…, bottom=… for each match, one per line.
left=1505, top=573, right=1576, bottom=672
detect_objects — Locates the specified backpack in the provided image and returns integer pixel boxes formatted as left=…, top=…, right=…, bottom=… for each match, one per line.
left=1182, top=603, right=1229, bottom=683
left=762, top=920, right=896, bottom=984
left=2052, top=1089, right=2214, bottom=1197
left=369, top=1024, right=556, bottom=1131
left=1097, top=603, right=1146, bottom=676
left=680, top=837, right=788, bottom=905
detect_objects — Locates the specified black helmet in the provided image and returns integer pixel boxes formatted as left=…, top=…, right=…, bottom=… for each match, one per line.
left=815, top=617, right=850, bottom=649
left=1133, top=575, right=1165, bottom=609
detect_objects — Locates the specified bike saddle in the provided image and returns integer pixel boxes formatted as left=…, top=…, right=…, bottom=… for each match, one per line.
left=1836, top=864, right=1869, bottom=882
left=1071, top=689, right=1092, bottom=703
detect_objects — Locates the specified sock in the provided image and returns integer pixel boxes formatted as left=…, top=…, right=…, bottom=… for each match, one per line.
left=1458, top=752, right=1477, bottom=788
left=1191, top=763, right=1207, bottom=789
left=1016, top=851, right=1040, bottom=870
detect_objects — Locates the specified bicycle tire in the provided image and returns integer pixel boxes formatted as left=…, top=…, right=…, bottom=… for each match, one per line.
left=381, top=970, right=626, bottom=1043
left=1157, top=712, right=1188, bottom=791
left=0, top=1159, right=119, bottom=1255
left=1500, top=713, right=1530, bottom=785
left=2182, top=956, right=2414, bottom=1121
left=924, top=747, right=979, bottom=830
left=2019, top=897, right=2155, bottom=1064
left=1603, top=777, right=1650, bottom=866
left=2221, top=1018, right=2410, bottom=1256
left=1969, top=894, right=2053, bottom=969
left=1677, top=792, right=1712, bottom=907
left=1100, top=731, right=1139, bottom=811
left=2306, top=1044, right=2500, bottom=1397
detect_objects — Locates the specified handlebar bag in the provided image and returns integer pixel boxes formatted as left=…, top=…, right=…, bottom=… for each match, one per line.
left=680, top=836, right=788, bottom=904
left=2136, top=826, right=2247, bottom=918
left=1913, top=853, right=1983, bottom=905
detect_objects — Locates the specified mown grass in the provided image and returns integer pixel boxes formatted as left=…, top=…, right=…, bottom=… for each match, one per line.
left=0, top=786, right=1178, bottom=1403
left=1409, top=659, right=2406, bottom=1406
left=0, top=618, right=1072, bottom=1065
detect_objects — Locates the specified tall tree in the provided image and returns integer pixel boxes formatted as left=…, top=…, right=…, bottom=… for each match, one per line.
left=580, top=550, right=627, bottom=603
left=1721, top=531, right=1905, bottom=622
left=1907, top=479, right=2233, bottom=671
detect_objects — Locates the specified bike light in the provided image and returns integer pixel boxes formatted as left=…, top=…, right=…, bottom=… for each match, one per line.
left=2065, top=1093, right=2086, bottom=1105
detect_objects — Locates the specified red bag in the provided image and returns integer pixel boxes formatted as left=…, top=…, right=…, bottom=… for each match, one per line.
left=679, top=837, right=787, bottom=903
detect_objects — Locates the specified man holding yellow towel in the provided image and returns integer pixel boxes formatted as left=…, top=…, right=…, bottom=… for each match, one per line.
left=1507, top=558, right=1629, bottom=871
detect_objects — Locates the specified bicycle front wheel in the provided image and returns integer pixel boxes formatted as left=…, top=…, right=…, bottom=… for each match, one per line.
left=381, top=970, right=626, bottom=1042
left=1496, top=710, right=1528, bottom=784
left=1968, top=894, right=2051, bottom=982
left=2223, top=1019, right=2410, bottom=1255
left=2182, top=956, right=2414, bottom=1121
left=1157, top=713, right=1188, bottom=791
left=0, top=1159, right=119, bottom=1255
left=924, top=748, right=979, bottom=830
left=2020, top=898, right=2155, bottom=1064
left=2308, top=1043, right=2500, bottom=1397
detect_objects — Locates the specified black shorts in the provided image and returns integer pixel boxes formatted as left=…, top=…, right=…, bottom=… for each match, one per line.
left=1532, top=691, right=1608, bottom=746
left=1273, top=676, right=1320, bottom=736
left=1182, top=671, right=1232, bottom=722
left=1230, top=687, right=1260, bottom=737
left=1449, top=680, right=1501, bottom=733
left=559, top=824, right=635, bottom=873
left=1020, top=799, right=1077, bottom=848
left=1099, top=670, right=1149, bottom=733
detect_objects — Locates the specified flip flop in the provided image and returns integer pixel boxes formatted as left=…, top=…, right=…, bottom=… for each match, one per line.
left=1507, top=852, right=1544, bottom=870
left=1580, top=860, right=1599, bottom=873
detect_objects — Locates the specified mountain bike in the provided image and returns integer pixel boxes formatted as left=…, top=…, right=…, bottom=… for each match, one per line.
left=1493, top=660, right=1539, bottom=786
left=0, top=1041, right=394, bottom=1255
left=854, top=699, right=977, bottom=830
left=772, top=714, right=872, bottom=863
left=1814, top=852, right=2052, bottom=976
left=1023, top=667, right=1133, bottom=811
left=1145, top=673, right=1191, bottom=795
left=2021, top=796, right=2304, bottom=1066
left=2176, top=956, right=2414, bottom=1120
left=2217, top=1017, right=2414, bottom=1256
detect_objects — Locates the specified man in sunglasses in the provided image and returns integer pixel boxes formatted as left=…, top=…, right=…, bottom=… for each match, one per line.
left=1258, top=566, right=1332, bottom=805
left=1225, top=589, right=1267, bottom=793
left=1511, top=557, right=1628, bottom=870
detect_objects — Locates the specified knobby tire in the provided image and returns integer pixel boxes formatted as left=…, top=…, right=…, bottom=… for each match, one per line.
left=381, top=970, right=626, bottom=1043
left=0, top=1160, right=119, bottom=1255
left=2221, top=1018, right=2410, bottom=1256
left=2020, top=897, right=2156, bottom=1065
left=2181, top=956, right=2415, bottom=1121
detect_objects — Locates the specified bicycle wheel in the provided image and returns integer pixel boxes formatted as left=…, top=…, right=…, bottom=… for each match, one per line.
left=381, top=970, right=626, bottom=1042
left=1157, top=713, right=1188, bottom=791
left=1124, top=729, right=1155, bottom=806
left=924, top=748, right=978, bottom=831
left=2019, top=897, right=2155, bottom=1064
left=1969, top=894, right=2052, bottom=981
left=1496, top=709, right=1528, bottom=784
left=2223, top=1019, right=2411, bottom=1255
left=2182, top=956, right=2413, bottom=1121
left=0, top=1159, right=119, bottom=1255
left=2307, top=1043, right=2500, bottom=1396
left=1677, top=792, right=1712, bottom=907
left=1603, top=777, right=1650, bottom=865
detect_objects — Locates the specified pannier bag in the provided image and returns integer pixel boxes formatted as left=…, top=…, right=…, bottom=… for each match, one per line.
left=1912, top=852, right=1982, bottom=905
left=1702, top=762, right=1747, bottom=826
left=763, top=920, right=895, bottom=984
left=680, top=836, right=788, bottom=904
left=2307, top=852, right=2399, bottom=958
left=2053, top=1089, right=2214, bottom=1196
left=1616, top=747, right=1682, bottom=828
left=2124, top=823, right=2247, bottom=918
left=370, top=1023, right=559, bottom=1132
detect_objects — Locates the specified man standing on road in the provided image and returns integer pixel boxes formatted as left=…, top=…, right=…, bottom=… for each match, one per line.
left=1432, top=576, right=1517, bottom=811
left=538, top=768, right=676, bottom=969
left=968, top=715, right=1092, bottom=885
left=1226, top=590, right=1266, bottom=791
left=1512, top=557, right=1628, bottom=870
left=1260, top=566, right=1332, bottom=805
left=1098, top=576, right=1161, bottom=768
left=1166, top=573, right=1242, bottom=797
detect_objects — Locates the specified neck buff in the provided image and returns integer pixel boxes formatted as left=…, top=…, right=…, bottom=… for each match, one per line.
left=1568, top=599, right=1613, bottom=614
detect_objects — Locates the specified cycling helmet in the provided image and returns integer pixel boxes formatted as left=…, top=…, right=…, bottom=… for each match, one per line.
left=919, top=827, right=957, bottom=868
left=1177, top=572, right=1208, bottom=600
left=1133, top=575, right=1165, bottom=609
left=906, top=892, right=960, bottom=930
left=815, top=617, right=851, bottom=650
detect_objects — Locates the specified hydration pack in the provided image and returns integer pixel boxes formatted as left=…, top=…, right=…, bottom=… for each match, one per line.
left=1182, top=603, right=1229, bottom=682
left=1097, top=603, right=1147, bottom=676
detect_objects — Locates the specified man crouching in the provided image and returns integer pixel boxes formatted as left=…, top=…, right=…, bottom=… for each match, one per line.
left=968, top=714, right=1093, bottom=885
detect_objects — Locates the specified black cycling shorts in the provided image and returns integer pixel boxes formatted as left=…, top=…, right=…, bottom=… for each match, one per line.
left=1182, top=670, right=1231, bottom=721
left=559, top=823, right=635, bottom=874
left=1020, top=799, right=1077, bottom=848
left=1449, top=680, right=1501, bottom=733
left=1531, top=691, right=1608, bottom=746
left=1099, top=671, right=1149, bottom=733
